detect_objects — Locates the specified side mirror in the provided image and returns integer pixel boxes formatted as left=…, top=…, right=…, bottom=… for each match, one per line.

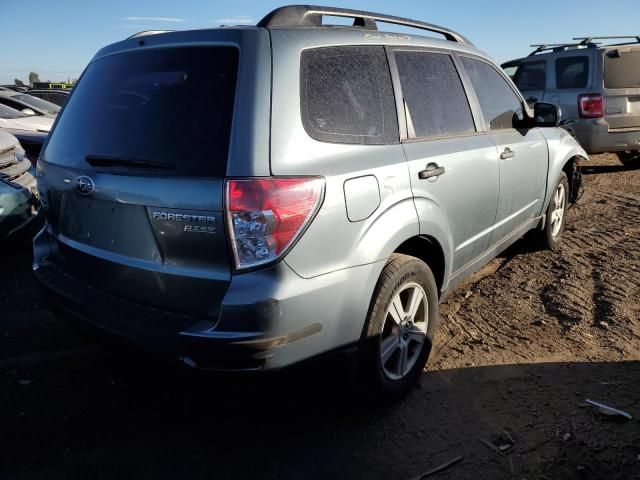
left=533, top=102, right=561, bottom=127
left=21, top=108, right=36, bottom=116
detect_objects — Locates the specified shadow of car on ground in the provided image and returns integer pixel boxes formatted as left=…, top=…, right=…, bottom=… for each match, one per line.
left=2, top=342, right=638, bottom=480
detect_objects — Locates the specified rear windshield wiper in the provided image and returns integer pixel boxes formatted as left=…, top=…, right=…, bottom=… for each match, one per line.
left=85, top=154, right=175, bottom=170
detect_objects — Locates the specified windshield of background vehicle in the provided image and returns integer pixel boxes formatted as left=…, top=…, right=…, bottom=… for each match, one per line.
left=0, top=104, right=26, bottom=119
left=14, top=94, right=61, bottom=114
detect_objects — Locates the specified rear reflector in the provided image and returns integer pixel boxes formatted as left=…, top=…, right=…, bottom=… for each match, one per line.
left=578, top=94, right=604, bottom=118
left=225, top=177, right=325, bottom=270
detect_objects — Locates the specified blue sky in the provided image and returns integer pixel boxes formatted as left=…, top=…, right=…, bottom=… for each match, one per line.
left=2, top=0, right=639, bottom=84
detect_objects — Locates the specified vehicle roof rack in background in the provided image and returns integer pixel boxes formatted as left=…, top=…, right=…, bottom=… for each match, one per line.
left=573, top=36, right=640, bottom=46
left=257, top=5, right=472, bottom=45
left=127, top=30, right=175, bottom=40
left=527, top=40, right=599, bottom=56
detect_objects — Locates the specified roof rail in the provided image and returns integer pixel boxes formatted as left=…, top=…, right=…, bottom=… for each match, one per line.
left=527, top=41, right=598, bottom=56
left=127, top=30, right=174, bottom=40
left=257, top=5, right=472, bottom=45
left=573, top=35, right=640, bottom=46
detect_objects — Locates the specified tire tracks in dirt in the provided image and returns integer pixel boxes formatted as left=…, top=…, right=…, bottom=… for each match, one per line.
left=433, top=154, right=640, bottom=369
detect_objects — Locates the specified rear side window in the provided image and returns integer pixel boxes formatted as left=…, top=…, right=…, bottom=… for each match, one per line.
left=395, top=51, right=475, bottom=139
left=514, top=61, right=547, bottom=91
left=604, top=49, right=640, bottom=88
left=555, top=56, right=589, bottom=89
left=44, top=47, right=239, bottom=177
left=461, top=57, right=523, bottom=130
left=300, top=46, right=398, bottom=145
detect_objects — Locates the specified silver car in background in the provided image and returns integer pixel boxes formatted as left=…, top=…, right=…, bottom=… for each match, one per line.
left=507, top=37, right=640, bottom=165
left=0, top=104, right=54, bottom=133
left=0, top=131, right=39, bottom=240
left=33, top=5, right=587, bottom=396
left=0, top=91, right=60, bottom=116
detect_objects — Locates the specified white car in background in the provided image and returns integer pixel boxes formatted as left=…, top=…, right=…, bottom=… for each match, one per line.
left=0, top=104, right=54, bottom=132
left=0, top=91, right=60, bottom=116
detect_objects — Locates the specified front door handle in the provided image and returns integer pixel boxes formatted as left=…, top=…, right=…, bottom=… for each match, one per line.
left=500, top=147, right=515, bottom=160
left=418, top=163, right=445, bottom=180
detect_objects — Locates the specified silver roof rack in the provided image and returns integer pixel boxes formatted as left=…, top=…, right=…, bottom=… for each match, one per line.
left=257, top=5, right=472, bottom=45
left=127, top=30, right=174, bottom=40
left=573, top=36, right=640, bottom=45
left=527, top=40, right=599, bottom=56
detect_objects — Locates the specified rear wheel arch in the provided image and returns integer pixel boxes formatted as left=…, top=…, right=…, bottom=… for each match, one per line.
left=393, top=236, right=446, bottom=295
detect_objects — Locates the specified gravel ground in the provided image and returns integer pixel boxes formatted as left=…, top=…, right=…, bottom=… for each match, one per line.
left=1, top=153, right=639, bottom=480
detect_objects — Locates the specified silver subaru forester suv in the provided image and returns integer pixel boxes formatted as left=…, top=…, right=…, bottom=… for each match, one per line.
left=33, top=5, right=587, bottom=396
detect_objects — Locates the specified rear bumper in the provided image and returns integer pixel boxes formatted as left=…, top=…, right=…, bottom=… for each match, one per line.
left=574, top=120, right=640, bottom=154
left=33, top=228, right=383, bottom=371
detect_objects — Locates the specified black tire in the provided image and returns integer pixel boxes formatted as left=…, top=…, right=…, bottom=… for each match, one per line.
left=361, top=254, right=439, bottom=399
left=537, top=171, right=569, bottom=250
left=617, top=151, right=639, bottom=166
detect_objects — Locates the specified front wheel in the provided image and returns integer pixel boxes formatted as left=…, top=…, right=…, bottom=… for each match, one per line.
left=361, top=254, right=439, bottom=398
left=537, top=171, right=569, bottom=250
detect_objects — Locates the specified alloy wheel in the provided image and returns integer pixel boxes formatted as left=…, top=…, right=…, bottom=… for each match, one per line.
left=550, top=183, right=566, bottom=237
left=379, top=282, right=429, bottom=380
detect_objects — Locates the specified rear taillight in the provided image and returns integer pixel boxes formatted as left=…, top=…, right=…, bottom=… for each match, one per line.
left=225, top=177, right=325, bottom=270
left=578, top=94, right=604, bottom=118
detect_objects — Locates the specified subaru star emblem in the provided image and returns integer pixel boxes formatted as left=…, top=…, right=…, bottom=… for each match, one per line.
left=75, top=176, right=95, bottom=195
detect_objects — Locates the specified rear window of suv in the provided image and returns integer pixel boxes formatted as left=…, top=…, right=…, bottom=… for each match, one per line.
left=604, top=49, right=640, bottom=88
left=300, top=46, right=398, bottom=145
left=43, top=46, right=239, bottom=177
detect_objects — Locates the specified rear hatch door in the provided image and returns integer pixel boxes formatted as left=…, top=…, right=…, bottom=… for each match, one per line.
left=602, top=46, right=640, bottom=130
left=39, top=29, right=270, bottom=319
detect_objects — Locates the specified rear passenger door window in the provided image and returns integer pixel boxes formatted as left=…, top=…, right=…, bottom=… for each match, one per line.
left=555, top=56, right=589, bottom=89
left=300, top=46, right=398, bottom=145
left=460, top=57, right=523, bottom=130
left=394, top=51, right=475, bottom=139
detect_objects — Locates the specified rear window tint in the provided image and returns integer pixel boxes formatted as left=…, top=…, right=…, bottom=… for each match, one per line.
left=395, top=51, right=475, bottom=139
left=555, top=56, right=589, bottom=89
left=300, top=46, right=398, bottom=145
left=514, top=61, right=547, bottom=91
left=43, top=46, right=239, bottom=177
left=604, top=49, right=640, bottom=88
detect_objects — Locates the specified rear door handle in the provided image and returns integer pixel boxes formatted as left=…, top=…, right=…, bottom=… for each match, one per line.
left=418, top=163, right=445, bottom=180
left=500, top=147, right=515, bottom=160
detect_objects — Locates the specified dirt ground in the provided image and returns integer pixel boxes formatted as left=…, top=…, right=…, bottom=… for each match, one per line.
left=1, top=153, right=639, bottom=480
